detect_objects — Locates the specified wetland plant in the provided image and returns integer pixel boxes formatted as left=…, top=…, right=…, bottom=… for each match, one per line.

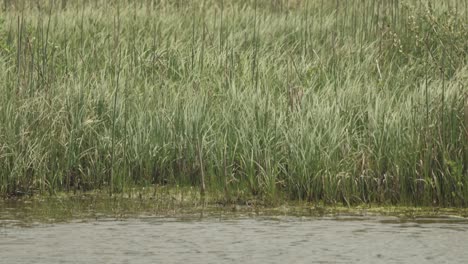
left=0, top=0, right=467, bottom=207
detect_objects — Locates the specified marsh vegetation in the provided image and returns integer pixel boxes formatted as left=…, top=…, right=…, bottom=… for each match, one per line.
left=0, top=0, right=467, bottom=206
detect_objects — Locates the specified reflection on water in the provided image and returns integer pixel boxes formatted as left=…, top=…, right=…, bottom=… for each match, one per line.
left=1, top=213, right=467, bottom=264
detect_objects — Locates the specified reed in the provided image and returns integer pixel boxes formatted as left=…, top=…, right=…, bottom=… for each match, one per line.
left=0, top=0, right=467, bottom=206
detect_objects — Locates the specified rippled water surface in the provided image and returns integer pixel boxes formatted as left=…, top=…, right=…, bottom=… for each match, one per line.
left=1, top=213, right=468, bottom=264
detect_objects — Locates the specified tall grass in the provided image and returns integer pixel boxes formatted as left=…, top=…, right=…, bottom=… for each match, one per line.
left=0, top=0, right=467, bottom=206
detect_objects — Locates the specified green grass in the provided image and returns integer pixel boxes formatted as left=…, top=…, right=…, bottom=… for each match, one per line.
left=0, top=0, right=467, bottom=207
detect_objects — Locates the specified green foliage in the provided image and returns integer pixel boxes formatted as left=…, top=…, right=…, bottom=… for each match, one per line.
left=0, top=0, right=467, bottom=206
left=382, top=1, right=468, bottom=77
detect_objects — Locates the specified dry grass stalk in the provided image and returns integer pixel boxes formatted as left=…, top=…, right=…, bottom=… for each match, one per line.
left=288, top=86, right=304, bottom=111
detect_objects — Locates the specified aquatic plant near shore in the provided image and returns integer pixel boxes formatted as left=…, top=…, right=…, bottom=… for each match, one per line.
left=0, top=0, right=467, bottom=207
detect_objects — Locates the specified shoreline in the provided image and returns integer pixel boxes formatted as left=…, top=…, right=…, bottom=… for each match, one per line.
left=2, top=187, right=468, bottom=225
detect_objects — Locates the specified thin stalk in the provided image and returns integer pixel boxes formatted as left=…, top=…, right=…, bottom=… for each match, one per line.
left=191, top=0, right=195, bottom=71
left=42, top=0, right=52, bottom=86
left=198, top=139, right=206, bottom=196
left=110, top=13, right=122, bottom=196
left=319, top=0, right=323, bottom=42
left=200, top=0, right=206, bottom=74
left=252, top=0, right=258, bottom=90
left=16, top=14, right=23, bottom=91
left=441, top=50, right=446, bottom=146
left=219, top=0, right=223, bottom=53
left=304, top=0, right=309, bottom=58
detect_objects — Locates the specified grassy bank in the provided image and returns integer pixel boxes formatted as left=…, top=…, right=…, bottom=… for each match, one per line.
left=0, top=0, right=467, bottom=206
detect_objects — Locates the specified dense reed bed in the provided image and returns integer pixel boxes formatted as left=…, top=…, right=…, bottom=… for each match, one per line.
left=0, top=0, right=467, bottom=206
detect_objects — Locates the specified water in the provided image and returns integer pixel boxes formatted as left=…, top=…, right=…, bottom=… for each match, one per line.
left=1, top=214, right=468, bottom=264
